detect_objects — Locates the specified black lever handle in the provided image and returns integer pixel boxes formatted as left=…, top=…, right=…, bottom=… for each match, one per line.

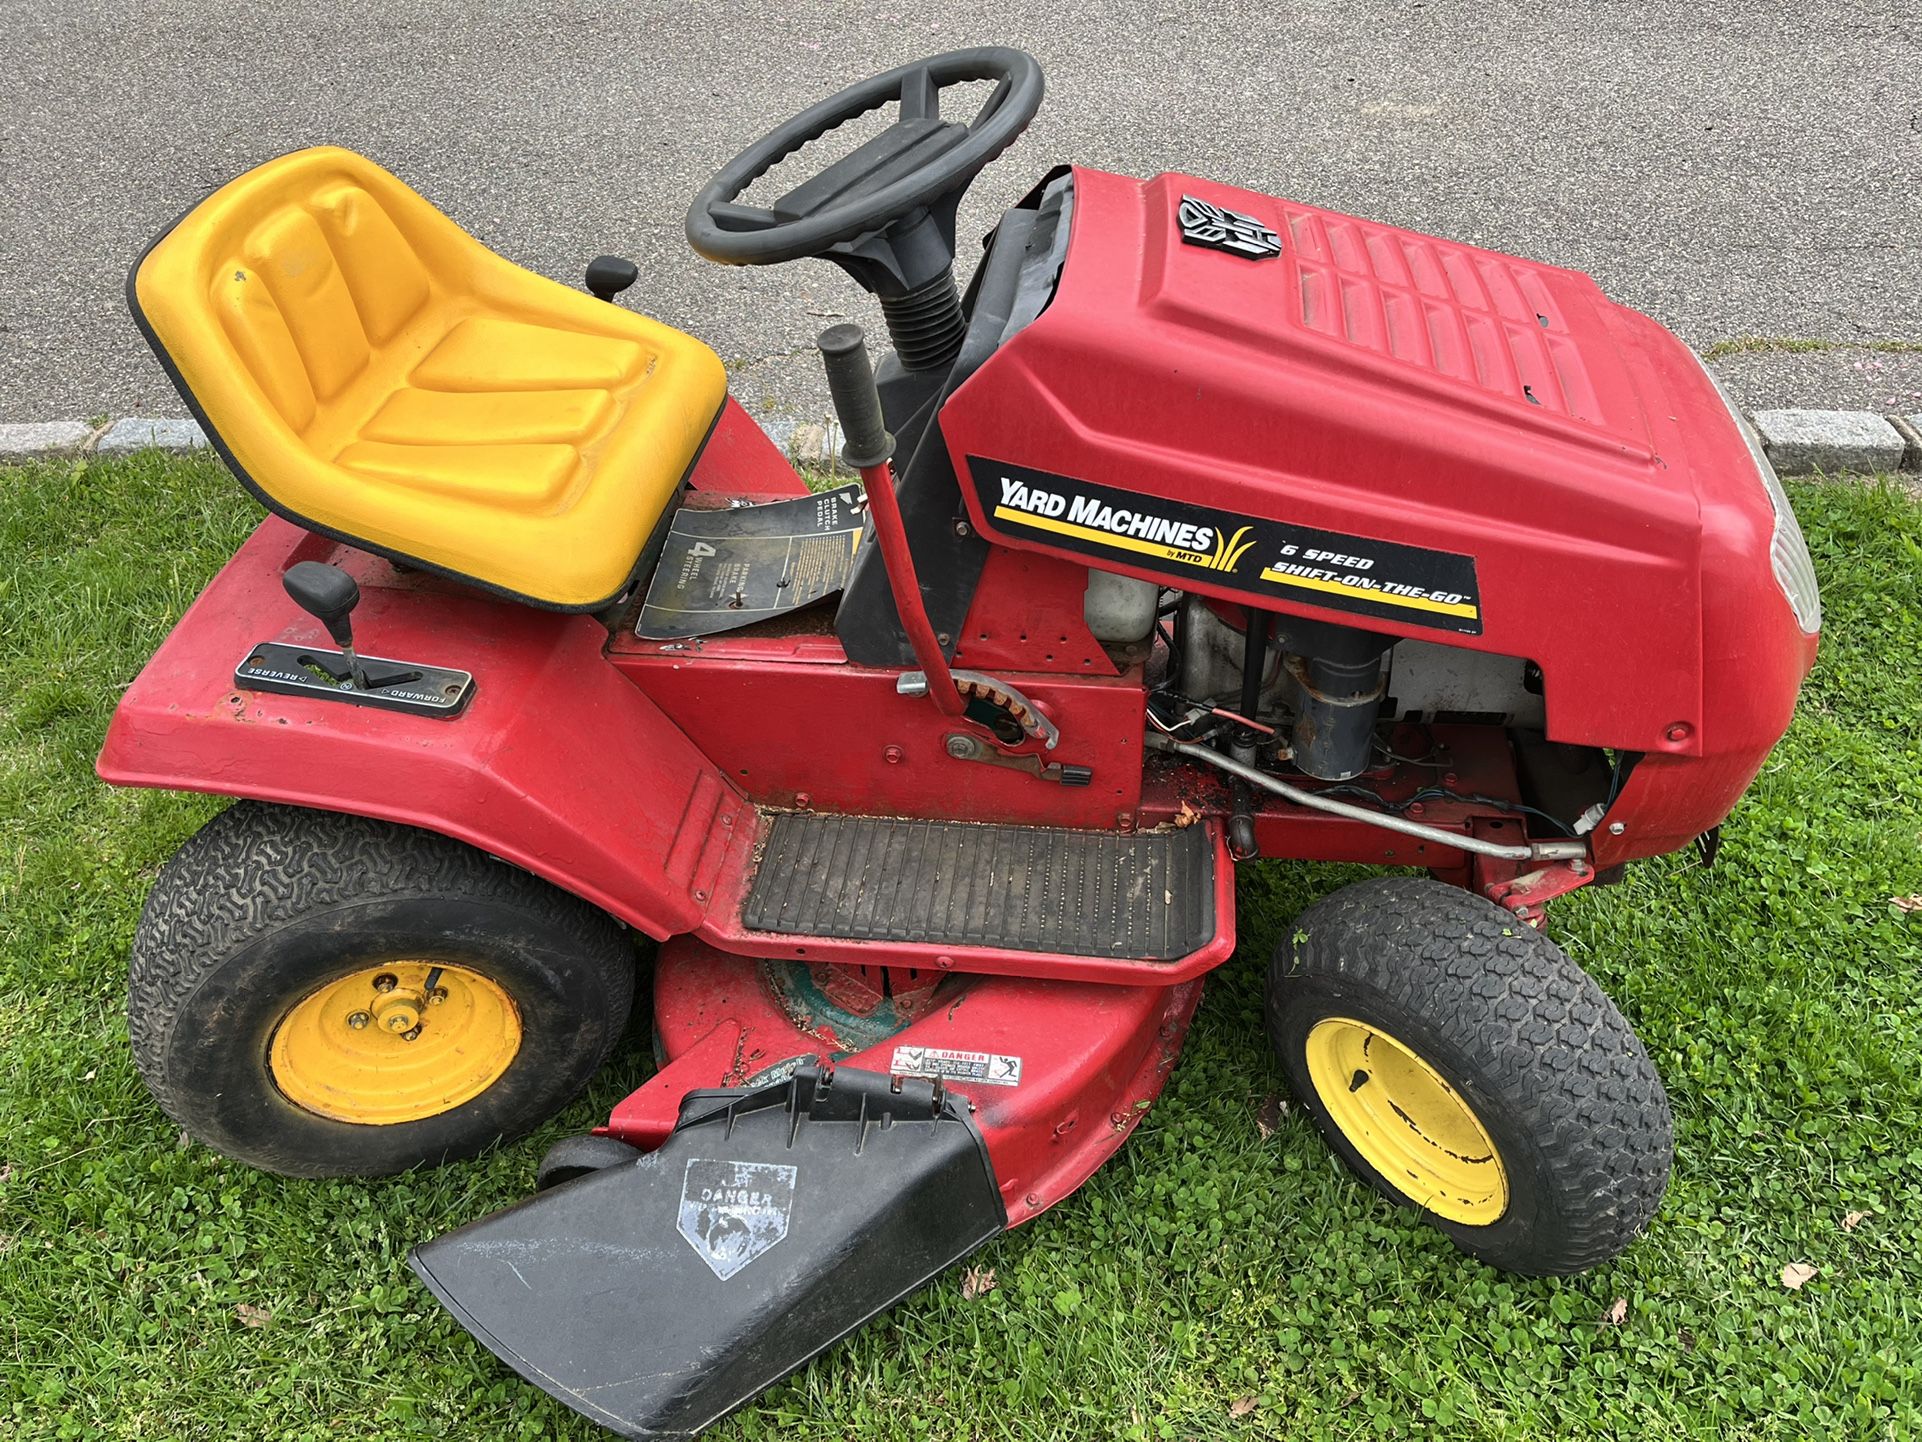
left=815, top=323, right=895, bottom=469
left=584, top=255, right=639, bottom=303
left=283, top=562, right=359, bottom=649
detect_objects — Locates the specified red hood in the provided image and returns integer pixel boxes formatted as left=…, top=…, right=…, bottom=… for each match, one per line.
left=940, top=164, right=1810, bottom=804
left=1129, top=174, right=1654, bottom=454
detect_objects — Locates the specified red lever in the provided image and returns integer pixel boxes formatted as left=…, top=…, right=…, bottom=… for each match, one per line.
left=817, top=324, right=963, bottom=717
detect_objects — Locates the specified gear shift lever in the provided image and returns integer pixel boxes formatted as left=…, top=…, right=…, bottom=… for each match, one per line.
left=283, top=561, right=367, bottom=689
left=237, top=560, right=472, bottom=717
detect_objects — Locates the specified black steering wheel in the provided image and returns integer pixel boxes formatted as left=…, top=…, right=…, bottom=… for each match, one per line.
left=685, top=47, right=1044, bottom=273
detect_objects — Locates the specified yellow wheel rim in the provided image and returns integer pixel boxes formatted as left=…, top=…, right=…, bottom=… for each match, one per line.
left=268, top=961, right=521, bottom=1125
left=1304, top=1017, right=1508, bottom=1225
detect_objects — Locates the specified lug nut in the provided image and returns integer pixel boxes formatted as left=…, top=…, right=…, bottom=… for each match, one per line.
left=373, top=973, right=398, bottom=993
left=428, top=989, right=446, bottom=1005
left=387, top=1014, right=410, bottom=1032
left=346, top=1011, right=371, bottom=1030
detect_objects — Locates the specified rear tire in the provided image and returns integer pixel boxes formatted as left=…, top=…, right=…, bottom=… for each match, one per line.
left=129, top=802, right=636, bottom=1178
left=1265, top=876, right=1671, bottom=1275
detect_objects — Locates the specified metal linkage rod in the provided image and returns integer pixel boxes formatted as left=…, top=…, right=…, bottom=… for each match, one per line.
left=1146, top=732, right=1587, bottom=863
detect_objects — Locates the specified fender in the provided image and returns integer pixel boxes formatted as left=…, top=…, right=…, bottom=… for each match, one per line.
left=97, top=514, right=748, bottom=939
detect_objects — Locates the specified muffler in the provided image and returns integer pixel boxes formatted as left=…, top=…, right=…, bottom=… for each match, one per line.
left=411, top=1065, right=1006, bottom=1440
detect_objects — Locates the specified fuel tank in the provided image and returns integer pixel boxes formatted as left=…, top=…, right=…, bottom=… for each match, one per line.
left=939, top=167, right=1818, bottom=856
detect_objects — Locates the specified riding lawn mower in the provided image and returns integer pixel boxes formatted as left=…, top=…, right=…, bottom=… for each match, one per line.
left=102, top=47, right=1819, bottom=1440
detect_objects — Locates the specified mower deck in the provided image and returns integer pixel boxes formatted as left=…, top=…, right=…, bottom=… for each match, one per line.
left=607, top=937, right=1204, bottom=1220
left=411, top=940, right=1205, bottom=1437
left=742, top=812, right=1215, bottom=959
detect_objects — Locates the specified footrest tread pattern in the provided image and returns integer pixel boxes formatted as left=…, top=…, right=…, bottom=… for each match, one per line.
left=743, top=814, right=1214, bottom=961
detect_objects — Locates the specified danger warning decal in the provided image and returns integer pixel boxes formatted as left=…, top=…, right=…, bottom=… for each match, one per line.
left=677, top=1159, right=797, bottom=1280
left=966, top=458, right=1482, bottom=635
left=892, top=1044, right=1023, bottom=1088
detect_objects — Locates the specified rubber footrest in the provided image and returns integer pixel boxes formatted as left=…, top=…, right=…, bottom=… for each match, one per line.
left=743, top=814, right=1214, bottom=960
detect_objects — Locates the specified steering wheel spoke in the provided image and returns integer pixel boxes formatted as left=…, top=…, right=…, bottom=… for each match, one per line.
left=708, top=200, right=781, bottom=233
left=898, top=66, right=940, bottom=122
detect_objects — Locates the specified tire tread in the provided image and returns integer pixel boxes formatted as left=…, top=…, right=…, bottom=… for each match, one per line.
left=1268, top=875, right=1671, bottom=1274
left=129, top=802, right=634, bottom=1171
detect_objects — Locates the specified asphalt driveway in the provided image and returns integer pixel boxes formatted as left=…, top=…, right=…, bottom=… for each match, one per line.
left=3, top=1, right=1918, bottom=426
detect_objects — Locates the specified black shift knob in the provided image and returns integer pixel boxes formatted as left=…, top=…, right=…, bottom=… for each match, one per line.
left=284, top=561, right=359, bottom=649
left=585, top=255, right=639, bottom=302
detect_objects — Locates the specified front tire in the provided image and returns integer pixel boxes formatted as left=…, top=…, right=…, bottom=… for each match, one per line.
left=129, top=802, right=636, bottom=1178
left=1266, top=876, right=1671, bottom=1275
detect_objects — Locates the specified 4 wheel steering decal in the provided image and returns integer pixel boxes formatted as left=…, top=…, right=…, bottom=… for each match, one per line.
left=968, top=457, right=1483, bottom=635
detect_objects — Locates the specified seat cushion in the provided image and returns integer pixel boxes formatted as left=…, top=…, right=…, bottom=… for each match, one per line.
left=130, top=147, right=728, bottom=608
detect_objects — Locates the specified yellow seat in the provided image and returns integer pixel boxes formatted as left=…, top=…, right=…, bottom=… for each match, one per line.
left=131, top=146, right=728, bottom=609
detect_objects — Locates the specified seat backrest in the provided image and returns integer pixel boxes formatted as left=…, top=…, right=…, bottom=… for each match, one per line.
left=131, top=147, right=477, bottom=461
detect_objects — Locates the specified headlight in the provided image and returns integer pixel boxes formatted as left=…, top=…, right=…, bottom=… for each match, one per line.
left=1696, top=357, right=1822, bottom=634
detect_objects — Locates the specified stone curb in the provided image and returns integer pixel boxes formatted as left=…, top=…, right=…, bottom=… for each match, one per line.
left=0, top=420, right=98, bottom=457
left=3, top=406, right=1919, bottom=477
left=1750, top=409, right=1907, bottom=477
left=94, top=416, right=210, bottom=454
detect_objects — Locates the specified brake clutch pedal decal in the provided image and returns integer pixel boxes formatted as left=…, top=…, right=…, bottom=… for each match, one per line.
left=966, top=458, right=1482, bottom=635
left=676, top=1159, right=797, bottom=1280
left=892, top=1044, right=1023, bottom=1088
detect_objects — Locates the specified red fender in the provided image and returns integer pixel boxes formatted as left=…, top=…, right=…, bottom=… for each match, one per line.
left=96, top=511, right=750, bottom=939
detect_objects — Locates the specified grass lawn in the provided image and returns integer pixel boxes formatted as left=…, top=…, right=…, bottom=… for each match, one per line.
left=1, top=449, right=1918, bottom=1440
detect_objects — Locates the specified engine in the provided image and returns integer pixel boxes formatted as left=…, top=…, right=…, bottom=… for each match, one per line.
left=1165, top=598, right=1545, bottom=783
